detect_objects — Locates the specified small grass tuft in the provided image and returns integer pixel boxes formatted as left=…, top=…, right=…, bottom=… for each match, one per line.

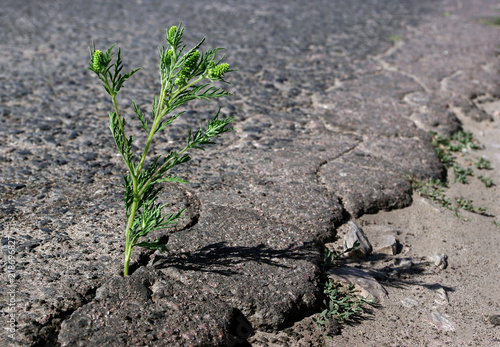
left=480, top=16, right=500, bottom=27
left=409, top=178, right=451, bottom=209
left=452, top=165, right=474, bottom=184
left=475, top=157, right=491, bottom=170
left=479, top=175, right=494, bottom=187
left=387, top=34, right=403, bottom=43
left=456, top=197, right=487, bottom=214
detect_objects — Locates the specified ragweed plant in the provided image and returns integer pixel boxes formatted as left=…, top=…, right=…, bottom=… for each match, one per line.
left=88, top=24, right=235, bottom=276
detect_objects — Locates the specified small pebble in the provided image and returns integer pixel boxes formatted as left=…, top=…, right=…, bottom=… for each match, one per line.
left=487, top=315, right=500, bottom=326
left=342, top=221, right=372, bottom=258
left=2, top=183, right=26, bottom=190
left=16, top=149, right=33, bottom=156
left=434, top=287, right=449, bottom=306
left=429, top=253, right=448, bottom=269
left=394, top=258, right=413, bottom=269
left=426, top=311, right=455, bottom=331
left=401, top=297, right=419, bottom=309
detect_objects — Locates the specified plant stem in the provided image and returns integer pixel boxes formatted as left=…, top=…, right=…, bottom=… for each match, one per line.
left=138, top=143, right=190, bottom=197
left=123, top=197, right=139, bottom=276
left=102, top=73, right=143, bottom=277
left=136, top=75, right=203, bottom=176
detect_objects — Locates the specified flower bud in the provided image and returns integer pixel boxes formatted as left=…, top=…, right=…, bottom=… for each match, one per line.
left=208, top=63, right=230, bottom=79
left=174, top=77, right=184, bottom=86
left=183, top=51, right=199, bottom=73
left=161, top=49, right=173, bottom=68
left=93, top=50, right=105, bottom=71
left=168, top=26, right=177, bottom=42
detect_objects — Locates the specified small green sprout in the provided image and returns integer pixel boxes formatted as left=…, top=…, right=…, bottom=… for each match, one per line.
left=424, top=130, right=495, bottom=220
left=475, top=157, right=491, bottom=170
left=452, top=165, right=473, bottom=184
left=409, top=178, right=451, bottom=208
left=387, top=34, right=402, bottom=43
left=88, top=24, right=235, bottom=276
left=456, top=197, right=487, bottom=214
left=479, top=176, right=493, bottom=187
left=480, top=16, right=500, bottom=26
left=430, top=130, right=481, bottom=168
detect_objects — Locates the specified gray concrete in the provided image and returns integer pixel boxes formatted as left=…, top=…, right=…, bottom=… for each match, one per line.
left=0, top=0, right=499, bottom=345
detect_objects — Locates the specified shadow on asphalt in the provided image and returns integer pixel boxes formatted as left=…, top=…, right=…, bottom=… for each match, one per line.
left=152, top=240, right=320, bottom=276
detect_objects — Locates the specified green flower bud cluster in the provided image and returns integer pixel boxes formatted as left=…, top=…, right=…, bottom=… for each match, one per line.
left=161, top=49, right=174, bottom=70
left=175, top=51, right=200, bottom=86
left=93, top=50, right=105, bottom=72
left=184, top=51, right=199, bottom=72
left=168, top=26, right=177, bottom=42
left=208, top=63, right=230, bottom=79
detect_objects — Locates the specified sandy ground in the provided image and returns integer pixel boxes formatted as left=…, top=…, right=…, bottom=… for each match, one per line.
left=328, top=105, right=500, bottom=346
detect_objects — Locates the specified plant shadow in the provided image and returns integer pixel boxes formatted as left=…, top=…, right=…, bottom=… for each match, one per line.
left=153, top=240, right=320, bottom=276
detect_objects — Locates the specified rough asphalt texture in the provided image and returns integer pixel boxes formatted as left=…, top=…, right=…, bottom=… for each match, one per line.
left=0, top=0, right=499, bottom=345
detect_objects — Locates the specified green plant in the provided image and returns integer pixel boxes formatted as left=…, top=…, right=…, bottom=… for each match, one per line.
left=479, top=175, right=493, bottom=187
left=315, top=241, right=373, bottom=328
left=409, top=178, right=492, bottom=221
left=316, top=281, right=373, bottom=326
left=475, top=157, right=491, bottom=170
left=456, top=197, right=487, bottom=214
left=88, top=24, right=235, bottom=276
left=387, top=34, right=402, bottom=43
left=430, top=130, right=480, bottom=165
left=423, top=131, right=496, bottom=220
left=409, top=178, right=451, bottom=208
left=321, top=241, right=360, bottom=270
left=480, top=16, right=500, bottom=26
left=452, top=165, right=473, bottom=184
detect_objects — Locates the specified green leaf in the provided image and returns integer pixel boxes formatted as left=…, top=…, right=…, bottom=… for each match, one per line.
left=115, top=67, right=141, bottom=93
left=158, top=176, right=189, bottom=184
left=132, top=101, right=148, bottom=133
left=156, top=111, right=184, bottom=134
left=137, top=236, right=170, bottom=252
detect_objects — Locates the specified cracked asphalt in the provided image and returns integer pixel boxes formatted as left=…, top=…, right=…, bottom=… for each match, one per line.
left=1, top=0, right=499, bottom=345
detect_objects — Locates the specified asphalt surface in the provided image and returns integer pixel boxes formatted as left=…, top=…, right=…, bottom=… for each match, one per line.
left=0, top=0, right=499, bottom=345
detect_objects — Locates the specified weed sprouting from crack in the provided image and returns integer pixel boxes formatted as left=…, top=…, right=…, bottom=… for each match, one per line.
left=409, top=178, right=452, bottom=209
left=317, top=281, right=371, bottom=326
left=88, top=24, right=235, bottom=276
left=315, top=242, right=375, bottom=330
left=410, top=130, right=493, bottom=221
left=430, top=130, right=482, bottom=184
